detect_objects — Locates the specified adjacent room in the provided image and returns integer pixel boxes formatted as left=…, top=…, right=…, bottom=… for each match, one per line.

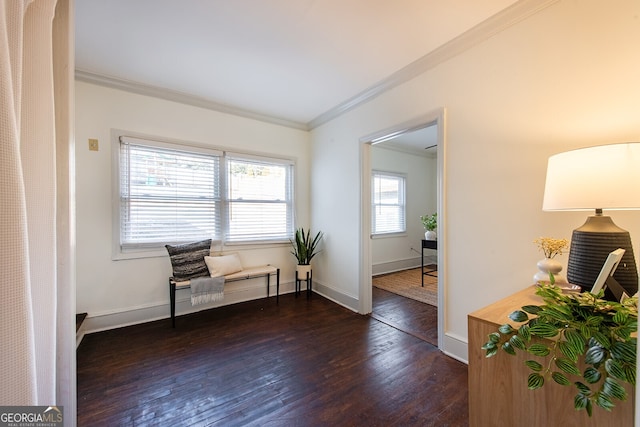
left=3, top=0, right=639, bottom=425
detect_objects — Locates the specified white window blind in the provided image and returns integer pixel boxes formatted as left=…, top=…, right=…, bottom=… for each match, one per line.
left=119, top=136, right=222, bottom=249
left=225, top=154, right=294, bottom=243
left=372, top=171, right=406, bottom=235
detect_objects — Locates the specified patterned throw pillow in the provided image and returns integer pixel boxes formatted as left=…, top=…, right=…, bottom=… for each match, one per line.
left=165, top=239, right=212, bottom=281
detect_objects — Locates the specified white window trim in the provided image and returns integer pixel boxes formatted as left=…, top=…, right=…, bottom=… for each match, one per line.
left=111, top=129, right=296, bottom=260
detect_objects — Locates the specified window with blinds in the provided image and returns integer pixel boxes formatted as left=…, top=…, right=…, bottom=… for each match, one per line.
left=225, top=154, right=294, bottom=243
left=119, top=136, right=222, bottom=249
left=117, top=135, right=294, bottom=252
left=372, top=171, right=406, bottom=235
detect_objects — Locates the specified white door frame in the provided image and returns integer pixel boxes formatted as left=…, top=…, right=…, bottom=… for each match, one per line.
left=359, top=108, right=447, bottom=349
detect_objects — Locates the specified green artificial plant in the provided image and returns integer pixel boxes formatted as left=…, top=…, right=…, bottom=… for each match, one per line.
left=482, top=275, right=637, bottom=417
left=290, top=228, right=323, bottom=265
left=420, top=213, right=437, bottom=231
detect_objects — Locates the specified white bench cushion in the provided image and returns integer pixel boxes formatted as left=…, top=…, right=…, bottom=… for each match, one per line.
left=172, top=265, right=278, bottom=289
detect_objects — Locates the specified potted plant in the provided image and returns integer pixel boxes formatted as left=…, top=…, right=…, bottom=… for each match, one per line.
left=290, top=228, right=323, bottom=278
left=420, top=213, right=437, bottom=240
left=482, top=276, right=637, bottom=417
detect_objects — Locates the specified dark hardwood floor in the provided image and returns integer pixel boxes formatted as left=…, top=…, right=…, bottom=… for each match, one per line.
left=371, top=286, right=438, bottom=346
left=77, top=291, right=468, bottom=426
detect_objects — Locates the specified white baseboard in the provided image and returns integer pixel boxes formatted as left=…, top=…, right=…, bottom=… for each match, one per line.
left=312, top=281, right=359, bottom=313
left=372, top=257, right=424, bottom=276
left=82, top=280, right=296, bottom=335
left=442, top=332, right=469, bottom=364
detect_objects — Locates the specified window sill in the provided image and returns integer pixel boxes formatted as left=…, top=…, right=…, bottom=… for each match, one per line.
left=371, top=232, right=408, bottom=239
left=112, top=241, right=291, bottom=261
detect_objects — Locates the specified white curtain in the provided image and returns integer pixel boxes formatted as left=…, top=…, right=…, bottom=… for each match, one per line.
left=0, top=0, right=74, bottom=419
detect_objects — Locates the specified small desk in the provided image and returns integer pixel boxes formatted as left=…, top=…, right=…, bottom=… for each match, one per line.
left=421, top=239, right=437, bottom=286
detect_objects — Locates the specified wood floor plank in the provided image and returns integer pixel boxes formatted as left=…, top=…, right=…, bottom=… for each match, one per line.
left=77, top=292, right=467, bottom=426
left=372, top=286, right=438, bottom=346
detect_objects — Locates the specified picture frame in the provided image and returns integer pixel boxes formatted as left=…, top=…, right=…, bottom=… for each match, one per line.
left=590, top=248, right=625, bottom=296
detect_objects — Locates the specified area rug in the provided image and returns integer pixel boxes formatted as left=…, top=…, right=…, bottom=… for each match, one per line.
left=373, top=267, right=438, bottom=306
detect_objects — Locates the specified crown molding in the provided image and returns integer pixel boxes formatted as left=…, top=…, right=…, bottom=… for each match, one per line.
left=307, top=0, right=559, bottom=129
left=76, top=0, right=558, bottom=133
left=74, top=69, right=310, bottom=131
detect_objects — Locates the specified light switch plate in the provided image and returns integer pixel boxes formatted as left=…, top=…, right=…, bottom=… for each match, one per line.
left=88, top=138, right=99, bottom=151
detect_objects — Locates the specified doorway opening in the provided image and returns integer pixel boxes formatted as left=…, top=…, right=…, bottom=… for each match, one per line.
left=359, top=109, right=446, bottom=350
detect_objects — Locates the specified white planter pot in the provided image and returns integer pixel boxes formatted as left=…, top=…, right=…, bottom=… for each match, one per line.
left=533, top=257, right=567, bottom=284
left=296, top=264, right=312, bottom=279
left=425, top=230, right=437, bottom=240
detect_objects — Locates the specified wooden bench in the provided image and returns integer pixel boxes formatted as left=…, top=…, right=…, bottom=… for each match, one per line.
left=169, top=265, right=280, bottom=327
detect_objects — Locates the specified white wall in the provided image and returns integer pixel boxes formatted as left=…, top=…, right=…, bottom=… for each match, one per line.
left=75, top=81, right=311, bottom=331
left=371, top=146, right=436, bottom=275
left=310, top=0, right=640, bottom=361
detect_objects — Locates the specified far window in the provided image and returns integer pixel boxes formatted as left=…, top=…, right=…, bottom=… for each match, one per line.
left=372, top=171, right=406, bottom=235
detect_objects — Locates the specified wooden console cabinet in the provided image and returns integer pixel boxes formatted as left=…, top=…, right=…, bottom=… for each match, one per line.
left=468, top=286, right=635, bottom=426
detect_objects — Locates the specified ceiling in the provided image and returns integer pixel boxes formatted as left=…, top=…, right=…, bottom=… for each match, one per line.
left=380, top=125, right=438, bottom=157
left=75, top=0, right=519, bottom=130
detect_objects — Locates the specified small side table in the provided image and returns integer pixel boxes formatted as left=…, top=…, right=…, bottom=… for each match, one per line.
left=422, top=239, right=437, bottom=287
left=295, top=269, right=312, bottom=298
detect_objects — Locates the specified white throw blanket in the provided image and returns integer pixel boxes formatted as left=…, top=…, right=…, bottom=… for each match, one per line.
left=190, top=276, right=225, bottom=306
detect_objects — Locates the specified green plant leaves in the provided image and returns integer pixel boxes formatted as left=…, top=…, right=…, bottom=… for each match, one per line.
left=574, top=393, right=592, bottom=416
left=557, top=341, right=580, bottom=362
left=603, top=378, right=627, bottom=401
left=605, top=359, right=626, bottom=382
left=585, top=345, right=606, bottom=365
left=552, top=371, right=571, bottom=386
left=543, top=305, right=572, bottom=322
left=527, top=373, right=544, bottom=389
left=518, top=324, right=531, bottom=341
left=575, top=382, right=591, bottom=394
left=586, top=315, right=604, bottom=328
left=583, top=367, right=601, bottom=384
left=290, top=228, right=323, bottom=265
left=502, top=341, right=516, bottom=356
left=591, top=332, right=611, bottom=348
left=480, top=283, right=637, bottom=417
left=623, top=365, right=636, bottom=385
left=487, top=332, right=500, bottom=343
left=613, top=310, right=628, bottom=325
left=564, top=329, right=585, bottom=349
left=528, top=343, right=550, bottom=357
left=529, top=323, right=559, bottom=338
left=555, top=358, right=580, bottom=376
left=499, top=324, right=515, bottom=334
left=610, top=341, right=636, bottom=363
left=509, top=335, right=526, bottom=350
left=522, top=305, right=542, bottom=315
left=509, top=310, right=529, bottom=323
left=596, top=392, right=615, bottom=411
left=483, top=345, right=498, bottom=358
left=524, top=360, right=543, bottom=372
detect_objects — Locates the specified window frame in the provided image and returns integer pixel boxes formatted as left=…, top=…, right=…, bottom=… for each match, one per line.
left=111, top=130, right=296, bottom=260
left=371, top=170, right=407, bottom=237
left=224, top=152, right=295, bottom=244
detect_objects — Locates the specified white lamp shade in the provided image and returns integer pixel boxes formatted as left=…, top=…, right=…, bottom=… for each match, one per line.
left=543, top=142, right=640, bottom=211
